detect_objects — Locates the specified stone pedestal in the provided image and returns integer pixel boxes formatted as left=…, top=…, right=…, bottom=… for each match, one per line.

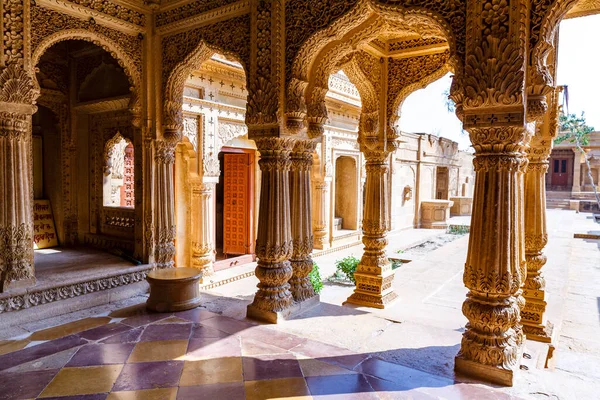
left=450, top=197, right=473, bottom=216
left=312, top=179, right=331, bottom=250
left=289, top=140, right=318, bottom=302
left=345, top=155, right=397, bottom=309
left=420, top=200, right=454, bottom=229
left=146, top=267, right=202, bottom=312
left=0, top=107, right=36, bottom=292
left=247, top=138, right=295, bottom=323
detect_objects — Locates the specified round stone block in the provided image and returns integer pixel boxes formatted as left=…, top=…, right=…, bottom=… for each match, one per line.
left=146, top=267, right=202, bottom=312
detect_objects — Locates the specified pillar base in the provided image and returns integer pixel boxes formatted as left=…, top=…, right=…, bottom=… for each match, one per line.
left=344, top=289, right=398, bottom=309
left=454, top=355, right=518, bottom=386
left=524, top=320, right=554, bottom=343
left=247, top=294, right=320, bottom=324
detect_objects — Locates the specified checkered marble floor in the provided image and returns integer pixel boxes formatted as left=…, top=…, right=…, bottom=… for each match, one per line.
left=0, top=305, right=521, bottom=399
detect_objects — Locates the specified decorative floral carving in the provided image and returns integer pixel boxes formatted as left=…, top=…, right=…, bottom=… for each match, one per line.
left=51, top=0, right=146, bottom=27
left=156, top=0, right=239, bottom=27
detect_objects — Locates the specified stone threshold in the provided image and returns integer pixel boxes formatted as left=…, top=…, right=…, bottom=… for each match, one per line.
left=0, top=264, right=153, bottom=314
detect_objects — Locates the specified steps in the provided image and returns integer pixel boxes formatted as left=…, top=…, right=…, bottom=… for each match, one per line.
left=546, top=198, right=571, bottom=210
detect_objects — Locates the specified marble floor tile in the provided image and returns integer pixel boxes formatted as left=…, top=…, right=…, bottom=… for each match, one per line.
left=154, top=316, right=190, bottom=324
left=184, top=336, right=241, bottom=360
left=112, top=361, right=184, bottom=391
left=240, top=326, right=307, bottom=351
left=100, top=328, right=144, bottom=344
left=0, top=369, right=60, bottom=400
left=306, top=374, right=377, bottom=399
left=139, top=324, right=191, bottom=342
left=127, top=340, right=188, bottom=363
left=243, top=353, right=303, bottom=381
left=179, top=357, right=243, bottom=386
left=0, top=339, right=30, bottom=356
left=5, top=347, right=81, bottom=373
left=355, top=358, right=453, bottom=390
left=79, top=323, right=132, bottom=342
left=120, top=313, right=170, bottom=328
left=41, top=394, right=109, bottom=400
left=241, top=338, right=290, bottom=356
left=67, top=343, right=136, bottom=367
left=39, top=365, right=123, bottom=398
left=299, top=358, right=358, bottom=377
left=198, top=315, right=256, bottom=334
left=176, top=382, right=245, bottom=400
left=0, top=335, right=87, bottom=372
left=190, top=323, right=230, bottom=339
left=172, top=308, right=220, bottom=323
left=106, top=387, right=178, bottom=400
left=244, top=377, right=311, bottom=400
left=31, top=318, right=112, bottom=341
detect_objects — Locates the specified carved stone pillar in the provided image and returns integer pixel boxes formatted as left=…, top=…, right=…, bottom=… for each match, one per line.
left=154, top=139, right=177, bottom=269
left=454, top=125, right=528, bottom=386
left=345, top=151, right=398, bottom=308
left=572, top=148, right=582, bottom=193
left=0, top=108, right=36, bottom=292
left=312, top=178, right=331, bottom=250
left=191, top=181, right=216, bottom=279
left=289, top=139, right=317, bottom=302
left=247, top=137, right=294, bottom=323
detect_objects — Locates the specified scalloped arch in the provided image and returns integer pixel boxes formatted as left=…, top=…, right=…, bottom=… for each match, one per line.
left=163, top=40, right=248, bottom=138
left=31, top=30, right=141, bottom=113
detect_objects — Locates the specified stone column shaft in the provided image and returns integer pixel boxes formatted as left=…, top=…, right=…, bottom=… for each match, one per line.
left=247, top=137, right=294, bottom=323
left=154, top=139, right=176, bottom=268
left=0, top=110, right=36, bottom=292
left=572, top=148, right=581, bottom=193
left=523, top=139, right=553, bottom=342
left=455, top=125, right=528, bottom=386
left=289, top=139, right=317, bottom=302
left=312, top=179, right=331, bottom=250
left=345, top=153, right=397, bottom=308
left=191, top=182, right=216, bottom=279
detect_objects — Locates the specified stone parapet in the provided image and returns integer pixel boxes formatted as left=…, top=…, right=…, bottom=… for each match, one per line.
left=420, top=200, right=454, bottom=229
left=450, top=197, right=473, bottom=216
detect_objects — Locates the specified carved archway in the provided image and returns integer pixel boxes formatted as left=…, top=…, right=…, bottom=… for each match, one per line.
left=31, top=30, right=142, bottom=114
left=287, top=0, right=461, bottom=135
left=163, top=42, right=249, bottom=138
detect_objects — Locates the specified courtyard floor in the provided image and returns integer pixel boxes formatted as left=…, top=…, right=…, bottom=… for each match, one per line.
left=0, top=209, right=598, bottom=399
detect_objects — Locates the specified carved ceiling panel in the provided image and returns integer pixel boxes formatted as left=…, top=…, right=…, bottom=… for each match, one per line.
left=156, top=0, right=240, bottom=27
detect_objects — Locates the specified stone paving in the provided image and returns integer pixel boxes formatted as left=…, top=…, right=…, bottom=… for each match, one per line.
left=0, top=209, right=598, bottom=399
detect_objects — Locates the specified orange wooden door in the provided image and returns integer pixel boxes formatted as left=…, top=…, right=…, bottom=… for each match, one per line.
left=223, top=153, right=249, bottom=255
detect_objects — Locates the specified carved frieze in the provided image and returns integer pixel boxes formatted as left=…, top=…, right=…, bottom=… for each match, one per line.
left=40, top=0, right=146, bottom=27
left=156, top=0, right=239, bottom=27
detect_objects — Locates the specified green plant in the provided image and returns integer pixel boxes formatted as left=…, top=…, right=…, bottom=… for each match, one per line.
left=448, top=225, right=470, bottom=235
left=395, top=249, right=404, bottom=254
left=309, top=262, right=323, bottom=294
left=391, top=259, right=403, bottom=270
left=335, top=255, right=360, bottom=284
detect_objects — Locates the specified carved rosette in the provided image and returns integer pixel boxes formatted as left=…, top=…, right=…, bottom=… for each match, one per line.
left=153, top=140, right=177, bottom=269
left=289, top=139, right=318, bottom=302
left=248, top=137, right=295, bottom=317
left=522, top=135, right=553, bottom=342
left=346, top=151, right=397, bottom=308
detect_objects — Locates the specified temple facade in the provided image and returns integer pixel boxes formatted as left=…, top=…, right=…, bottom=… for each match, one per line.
left=1, top=0, right=599, bottom=387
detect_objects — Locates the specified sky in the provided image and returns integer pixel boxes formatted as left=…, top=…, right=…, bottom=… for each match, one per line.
left=399, top=13, right=600, bottom=150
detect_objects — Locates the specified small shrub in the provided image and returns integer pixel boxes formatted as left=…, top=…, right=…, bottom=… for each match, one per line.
left=391, top=260, right=403, bottom=270
left=335, top=255, right=360, bottom=284
left=448, top=225, right=470, bottom=235
left=309, top=262, right=323, bottom=294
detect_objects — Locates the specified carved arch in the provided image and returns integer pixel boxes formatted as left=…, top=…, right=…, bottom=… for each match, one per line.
left=162, top=41, right=248, bottom=139
left=388, top=61, right=452, bottom=133
left=31, top=29, right=142, bottom=115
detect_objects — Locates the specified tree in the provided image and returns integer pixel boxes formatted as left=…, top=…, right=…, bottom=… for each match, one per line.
left=555, top=112, right=600, bottom=209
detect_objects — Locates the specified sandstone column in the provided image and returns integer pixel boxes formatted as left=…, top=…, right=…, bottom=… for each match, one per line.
left=154, top=139, right=177, bottom=268
left=289, top=139, right=318, bottom=302
left=345, top=150, right=397, bottom=308
left=454, top=124, right=528, bottom=386
left=312, top=179, right=331, bottom=250
left=247, top=137, right=294, bottom=323
left=523, top=134, right=553, bottom=342
left=0, top=107, right=36, bottom=292
left=191, top=181, right=216, bottom=279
